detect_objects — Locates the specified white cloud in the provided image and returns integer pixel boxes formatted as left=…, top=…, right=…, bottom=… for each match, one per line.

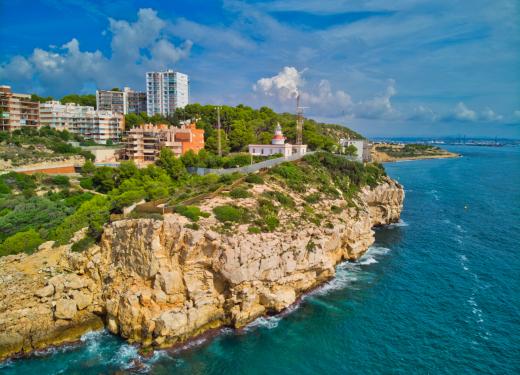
left=253, top=66, right=400, bottom=119
left=0, top=8, right=192, bottom=95
left=354, top=79, right=399, bottom=120
left=453, top=102, right=478, bottom=121
left=446, top=102, right=504, bottom=122
left=253, top=66, right=303, bottom=101
left=407, top=105, right=437, bottom=122
left=480, top=107, right=503, bottom=121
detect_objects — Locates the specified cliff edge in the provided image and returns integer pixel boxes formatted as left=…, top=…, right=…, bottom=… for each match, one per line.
left=0, top=161, right=404, bottom=360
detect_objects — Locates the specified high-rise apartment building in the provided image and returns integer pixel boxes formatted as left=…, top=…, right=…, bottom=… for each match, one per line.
left=146, top=70, right=189, bottom=117
left=0, top=85, right=40, bottom=131
left=40, top=101, right=124, bottom=144
left=96, top=87, right=146, bottom=115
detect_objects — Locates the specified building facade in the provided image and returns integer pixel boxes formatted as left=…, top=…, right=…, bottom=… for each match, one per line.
left=248, top=123, right=307, bottom=158
left=339, top=138, right=371, bottom=162
left=0, top=85, right=40, bottom=131
left=39, top=101, right=124, bottom=144
left=123, top=122, right=203, bottom=164
left=146, top=70, right=189, bottom=117
left=96, top=87, right=146, bottom=115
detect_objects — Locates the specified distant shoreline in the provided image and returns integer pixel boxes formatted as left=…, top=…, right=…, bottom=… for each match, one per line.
left=371, top=143, right=460, bottom=163
left=380, top=153, right=461, bottom=163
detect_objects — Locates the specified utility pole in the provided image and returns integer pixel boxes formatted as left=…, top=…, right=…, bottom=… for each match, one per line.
left=216, top=106, right=222, bottom=157
left=296, top=94, right=303, bottom=145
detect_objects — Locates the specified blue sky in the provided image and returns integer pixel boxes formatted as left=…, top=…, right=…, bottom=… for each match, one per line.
left=1, top=0, right=519, bottom=137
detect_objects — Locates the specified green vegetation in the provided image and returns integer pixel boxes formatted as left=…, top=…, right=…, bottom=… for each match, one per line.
left=61, top=94, right=96, bottom=107
left=212, top=205, right=249, bottom=223
left=125, top=103, right=361, bottom=153
left=31, top=93, right=96, bottom=107
left=245, top=173, right=264, bottom=184
left=375, top=143, right=449, bottom=158
left=304, top=192, right=321, bottom=204
left=262, top=190, right=295, bottom=208
left=229, top=187, right=251, bottom=199
left=0, top=229, right=43, bottom=257
left=54, top=195, right=111, bottom=245
left=248, top=226, right=261, bottom=234
left=0, top=172, right=98, bottom=256
left=173, top=205, right=210, bottom=222
left=0, top=126, right=94, bottom=166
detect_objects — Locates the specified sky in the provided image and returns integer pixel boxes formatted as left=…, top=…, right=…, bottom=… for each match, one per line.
left=0, top=0, right=519, bottom=138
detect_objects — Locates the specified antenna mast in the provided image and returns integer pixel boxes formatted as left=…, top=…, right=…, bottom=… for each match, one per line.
left=296, top=94, right=303, bottom=145
left=216, top=106, right=222, bottom=157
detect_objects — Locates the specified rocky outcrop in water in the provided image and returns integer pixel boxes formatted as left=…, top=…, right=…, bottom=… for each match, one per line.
left=0, top=177, right=403, bottom=360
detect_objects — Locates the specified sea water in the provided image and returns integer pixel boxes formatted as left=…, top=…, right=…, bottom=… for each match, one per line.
left=2, top=145, right=519, bottom=374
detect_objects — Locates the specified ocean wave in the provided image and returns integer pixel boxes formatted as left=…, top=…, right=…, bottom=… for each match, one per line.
left=387, top=219, right=409, bottom=228
left=358, top=256, right=378, bottom=265
left=245, top=315, right=282, bottom=330
left=312, top=246, right=391, bottom=295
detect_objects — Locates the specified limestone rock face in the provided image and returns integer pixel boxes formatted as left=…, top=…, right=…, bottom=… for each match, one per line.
left=0, top=246, right=103, bottom=361
left=74, top=177, right=404, bottom=349
left=0, top=177, right=403, bottom=360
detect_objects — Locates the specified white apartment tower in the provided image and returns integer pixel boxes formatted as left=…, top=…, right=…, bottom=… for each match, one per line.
left=146, top=70, right=189, bottom=117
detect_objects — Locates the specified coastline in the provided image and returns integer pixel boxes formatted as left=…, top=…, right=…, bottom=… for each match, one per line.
left=381, top=153, right=461, bottom=163
left=372, top=152, right=460, bottom=163
left=0, top=232, right=395, bottom=367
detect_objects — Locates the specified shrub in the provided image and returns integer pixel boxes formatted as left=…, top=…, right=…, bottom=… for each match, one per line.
left=331, top=205, right=344, bottom=214
left=111, top=189, right=146, bottom=213
left=185, top=223, right=200, bottom=230
left=51, top=175, right=70, bottom=187
left=245, top=173, right=263, bottom=184
left=213, top=205, right=248, bottom=223
left=1, top=172, right=36, bottom=191
left=270, top=163, right=307, bottom=192
left=275, top=192, right=294, bottom=207
left=0, top=179, right=11, bottom=194
left=71, top=236, right=96, bottom=253
left=264, top=215, right=279, bottom=232
left=54, top=195, right=110, bottom=244
left=304, top=192, right=321, bottom=204
left=0, top=196, right=70, bottom=242
left=63, top=192, right=94, bottom=208
left=306, top=239, right=316, bottom=251
left=0, top=228, right=43, bottom=257
left=79, top=177, right=94, bottom=190
left=174, top=205, right=210, bottom=222
left=218, top=172, right=242, bottom=184
left=248, top=226, right=261, bottom=234
left=229, top=187, right=251, bottom=199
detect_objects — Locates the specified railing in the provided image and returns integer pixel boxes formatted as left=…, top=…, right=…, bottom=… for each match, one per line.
left=188, top=151, right=314, bottom=176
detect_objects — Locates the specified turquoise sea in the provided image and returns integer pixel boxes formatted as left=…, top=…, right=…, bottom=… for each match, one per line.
left=2, top=145, right=519, bottom=374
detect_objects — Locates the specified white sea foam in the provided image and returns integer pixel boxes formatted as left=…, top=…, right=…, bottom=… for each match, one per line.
left=246, top=315, right=282, bottom=330
left=387, top=219, right=409, bottom=228
left=358, top=256, right=378, bottom=265
left=111, top=344, right=140, bottom=369
left=312, top=246, right=391, bottom=296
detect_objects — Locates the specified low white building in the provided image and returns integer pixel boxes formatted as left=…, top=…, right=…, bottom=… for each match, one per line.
left=248, top=123, right=307, bottom=158
left=339, top=138, right=371, bottom=162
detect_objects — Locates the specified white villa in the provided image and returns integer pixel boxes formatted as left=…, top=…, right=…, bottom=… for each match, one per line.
left=248, top=123, right=307, bottom=158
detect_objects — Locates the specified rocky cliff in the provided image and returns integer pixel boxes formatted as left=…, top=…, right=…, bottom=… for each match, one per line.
left=0, top=177, right=403, bottom=360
